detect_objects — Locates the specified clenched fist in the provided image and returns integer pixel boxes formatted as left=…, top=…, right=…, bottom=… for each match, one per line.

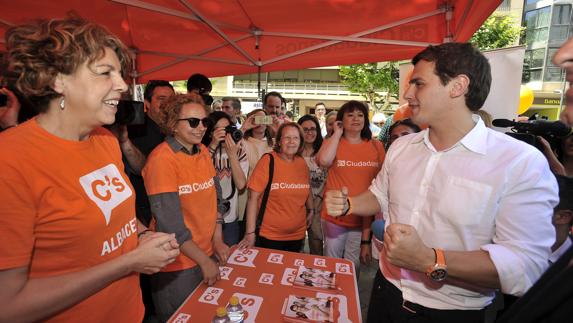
left=324, top=186, right=349, bottom=217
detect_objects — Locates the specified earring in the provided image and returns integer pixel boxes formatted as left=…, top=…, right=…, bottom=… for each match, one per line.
left=59, top=97, right=65, bottom=110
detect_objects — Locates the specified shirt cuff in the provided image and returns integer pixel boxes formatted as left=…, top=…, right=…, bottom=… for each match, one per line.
left=481, top=243, right=535, bottom=296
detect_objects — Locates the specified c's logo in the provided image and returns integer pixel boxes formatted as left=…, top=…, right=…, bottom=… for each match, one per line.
left=79, top=164, right=132, bottom=225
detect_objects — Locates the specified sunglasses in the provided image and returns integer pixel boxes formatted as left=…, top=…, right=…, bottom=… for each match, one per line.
left=178, top=117, right=212, bottom=128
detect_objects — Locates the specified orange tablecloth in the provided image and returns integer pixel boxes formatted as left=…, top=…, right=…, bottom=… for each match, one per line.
left=168, top=247, right=361, bottom=323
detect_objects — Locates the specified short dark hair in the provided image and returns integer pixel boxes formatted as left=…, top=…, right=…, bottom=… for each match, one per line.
left=186, top=73, right=212, bottom=93
left=144, top=80, right=173, bottom=102
left=315, top=102, right=326, bottom=108
left=297, top=114, right=323, bottom=155
left=336, top=100, right=372, bottom=140
left=388, top=118, right=421, bottom=135
left=264, top=91, right=283, bottom=106
left=202, top=111, right=234, bottom=147
left=412, top=42, right=491, bottom=111
left=222, top=97, right=241, bottom=110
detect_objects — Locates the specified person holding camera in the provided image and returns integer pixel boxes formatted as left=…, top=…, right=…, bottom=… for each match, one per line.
left=203, top=111, right=249, bottom=246
left=0, top=17, right=180, bottom=322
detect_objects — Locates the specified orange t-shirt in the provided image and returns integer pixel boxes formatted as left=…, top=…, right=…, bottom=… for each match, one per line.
left=143, top=142, right=217, bottom=272
left=0, top=119, right=143, bottom=323
left=321, top=138, right=385, bottom=228
left=248, top=152, right=310, bottom=241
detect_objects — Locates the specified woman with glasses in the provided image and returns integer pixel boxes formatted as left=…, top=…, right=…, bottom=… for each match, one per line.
left=202, top=111, right=249, bottom=246
left=316, top=100, right=385, bottom=274
left=0, top=18, right=180, bottom=322
left=298, top=115, right=327, bottom=255
left=238, top=122, right=313, bottom=252
left=142, top=94, right=229, bottom=322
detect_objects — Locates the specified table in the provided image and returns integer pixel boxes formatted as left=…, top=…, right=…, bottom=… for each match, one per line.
left=168, top=247, right=362, bottom=323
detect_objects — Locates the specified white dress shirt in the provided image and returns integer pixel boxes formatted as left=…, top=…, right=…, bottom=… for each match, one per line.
left=549, top=236, right=572, bottom=264
left=369, top=115, right=558, bottom=310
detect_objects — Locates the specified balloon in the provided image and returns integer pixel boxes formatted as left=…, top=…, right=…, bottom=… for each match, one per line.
left=518, top=85, right=534, bottom=115
left=371, top=219, right=386, bottom=242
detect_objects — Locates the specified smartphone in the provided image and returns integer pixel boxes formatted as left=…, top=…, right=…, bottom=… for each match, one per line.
left=254, top=115, right=273, bottom=125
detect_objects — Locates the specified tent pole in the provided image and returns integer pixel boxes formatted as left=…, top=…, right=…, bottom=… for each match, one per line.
left=258, top=66, right=261, bottom=100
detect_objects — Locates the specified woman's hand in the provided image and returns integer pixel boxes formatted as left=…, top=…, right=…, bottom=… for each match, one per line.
left=213, top=238, right=230, bottom=265
left=199, top=258, right=220, bottom=286
left=332, top=121, right=344, bottom=138
left=128, top=233, right=180, bottom=274
left=538, top=136, right=566, bottom=176
left=360, top=243, right=372, bottom=265
left=224, top=134, right=240, bottom=157
left=237, top=233, right=256, bottom=249
left=240, top=115, right=257, bottom=133
left=210, top=126, right=227, bottom=149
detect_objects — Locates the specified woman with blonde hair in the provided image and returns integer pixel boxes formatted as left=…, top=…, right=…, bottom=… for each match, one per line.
left=0, top=18, right=179, bottom=322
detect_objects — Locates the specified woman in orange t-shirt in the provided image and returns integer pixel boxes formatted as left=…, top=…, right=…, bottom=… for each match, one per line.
left=316, top=100, right=385, bottom=272
left=143, top=94, right=230, bottom=322
left=0, top=18, right=179, bottom=323
left=238, top=122, right=313, bottom=252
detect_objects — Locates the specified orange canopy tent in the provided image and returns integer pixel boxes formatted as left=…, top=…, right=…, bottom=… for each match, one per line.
left=1, top=0, right=501, bottom=83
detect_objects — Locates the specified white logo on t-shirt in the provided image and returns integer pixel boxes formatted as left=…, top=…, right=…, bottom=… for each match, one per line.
left=79, top=164, right=132, bottom=225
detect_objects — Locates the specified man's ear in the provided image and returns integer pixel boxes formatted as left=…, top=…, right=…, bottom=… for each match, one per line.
left=554, top=209, right=573, bottom=225
left=450, top=74, right=470, bottom=98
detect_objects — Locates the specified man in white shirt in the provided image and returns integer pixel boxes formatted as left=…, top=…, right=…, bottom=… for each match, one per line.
left=221, top=97, right=242, bottom=128
left=325, top=43, right=558, bottom=322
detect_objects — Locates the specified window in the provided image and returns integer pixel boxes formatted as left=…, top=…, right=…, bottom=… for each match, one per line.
left=524, top=6, right=551, bottom=48
left=544, top=47, right=565, bottom=82
left=549, top=5, right=572, bottom=46
left=524, top=48, right=546, bottom=82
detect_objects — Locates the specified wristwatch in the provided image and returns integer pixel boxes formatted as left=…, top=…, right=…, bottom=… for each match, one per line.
left=425, top=248, right=447, bottom=282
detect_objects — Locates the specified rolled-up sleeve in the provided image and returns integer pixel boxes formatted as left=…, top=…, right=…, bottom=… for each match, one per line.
left=149, top=192, right=192, bottom=245
left=481, top=151, right=558, bottom=296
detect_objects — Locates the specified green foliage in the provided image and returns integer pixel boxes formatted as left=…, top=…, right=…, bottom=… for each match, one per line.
left=339, top=62, right=399, bottom=111
left=470, top=13, right=524, bottom=50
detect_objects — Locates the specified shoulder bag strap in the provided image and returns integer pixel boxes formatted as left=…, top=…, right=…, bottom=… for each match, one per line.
left=255, top=153, right=274, bottom=233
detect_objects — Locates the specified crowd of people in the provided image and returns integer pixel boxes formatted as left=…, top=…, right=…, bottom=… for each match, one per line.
left=1, top=16, right=573, bottom=323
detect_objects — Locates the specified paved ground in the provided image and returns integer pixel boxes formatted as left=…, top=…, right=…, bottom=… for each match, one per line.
left=357, top=259, right=378, bottom=321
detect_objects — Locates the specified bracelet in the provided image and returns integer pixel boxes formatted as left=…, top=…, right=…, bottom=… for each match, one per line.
left=246, top=231, right=256, bottom=235
left=360, top=240, right=371, bottom=245
left=137, top=229, right=152, bottom=238
left=341, top=197, right=353, bottom=216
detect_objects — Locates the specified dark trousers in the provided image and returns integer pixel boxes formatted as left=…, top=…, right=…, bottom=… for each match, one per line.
left=367, top=270, right=486, bottom=323
left=256, top=235, right=304, bottom=253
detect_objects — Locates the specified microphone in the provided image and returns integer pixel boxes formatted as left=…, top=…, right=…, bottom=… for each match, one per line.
left=492, top=119, right=572, bottom=137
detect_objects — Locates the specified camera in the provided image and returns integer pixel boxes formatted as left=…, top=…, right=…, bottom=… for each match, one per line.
left=0, top=93, right=7, bottom=107
left=225, top=124, right=243, bottom=143
left=492, top=117, right=571, bottom=151
left=114, top=100, right=145, bottom=125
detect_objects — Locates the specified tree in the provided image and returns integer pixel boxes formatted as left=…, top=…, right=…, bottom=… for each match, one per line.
left=470, top=13, right=524, bottom=51
left=339, top=62, right=399, bottom=112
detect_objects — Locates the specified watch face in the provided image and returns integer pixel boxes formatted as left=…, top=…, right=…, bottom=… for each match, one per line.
left=430, top=268, right=447, bottom=282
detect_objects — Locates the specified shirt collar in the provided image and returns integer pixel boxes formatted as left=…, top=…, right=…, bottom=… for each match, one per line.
left=166, top=136, right=200, bottom=155
left=411, top=114, right=488, bottom=155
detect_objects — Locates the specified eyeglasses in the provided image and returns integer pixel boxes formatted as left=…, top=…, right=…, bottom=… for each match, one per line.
left=302, top=127, right=317, bottom=133
left=178, top=117, right=212, bottom=128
